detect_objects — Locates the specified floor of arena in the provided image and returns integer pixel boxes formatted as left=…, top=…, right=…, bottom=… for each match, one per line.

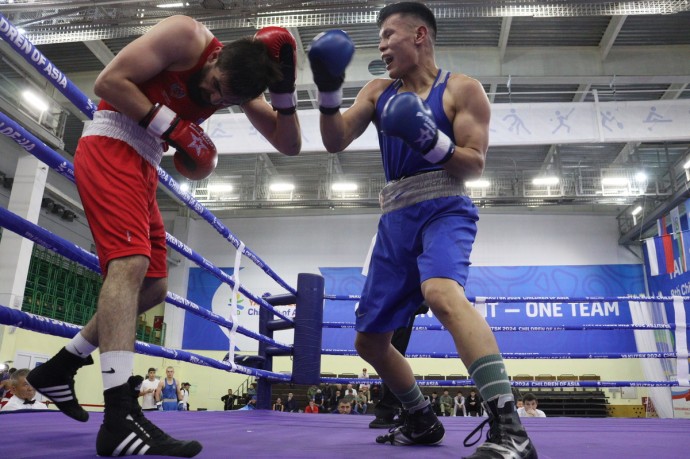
left=2, top=410, right=688, bottom=458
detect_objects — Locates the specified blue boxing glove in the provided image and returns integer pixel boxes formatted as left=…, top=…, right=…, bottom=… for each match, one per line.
left=380, top=93, right=455, bottom=165
left=308, top=29, right=355, bottom=114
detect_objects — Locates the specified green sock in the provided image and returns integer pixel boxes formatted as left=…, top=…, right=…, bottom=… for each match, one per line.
left=391, top=382, right=428, bottom=413
left=468, top=354, right=513, bottom=402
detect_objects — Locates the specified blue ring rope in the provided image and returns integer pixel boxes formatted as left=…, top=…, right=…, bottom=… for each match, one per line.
left=0, top=112, right=292, bottom=323
left=325, top=294, right=690, bottom=302
left=322, top=321, right=679, bottom=331
left=0, top=206, right=291, bottom=350
left=321, top=349, right=681, bottom=359
left=318, top=377, right=680, bottom=388
left=0, top=304, right=289, bottom=382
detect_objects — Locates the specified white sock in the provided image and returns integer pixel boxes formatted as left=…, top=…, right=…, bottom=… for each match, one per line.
left=65, top=333, right=97, bottom=358
left=100, top=351, right=134, bottom=390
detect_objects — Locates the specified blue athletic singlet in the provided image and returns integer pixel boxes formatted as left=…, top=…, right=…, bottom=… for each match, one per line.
left=161, top=378, right=178, bottom=411
left=374, top=69, right=454, bottom=181
left=356, top=68, right=479, bottom=334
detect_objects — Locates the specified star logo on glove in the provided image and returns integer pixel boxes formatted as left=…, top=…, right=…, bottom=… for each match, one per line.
left=415, top=126, right=434, bottom=148
left=189, top=133, right=208, bottom=156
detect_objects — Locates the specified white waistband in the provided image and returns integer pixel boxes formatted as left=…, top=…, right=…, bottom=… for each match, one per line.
left=82, top=110, right=165, bottom=167
left=380, top=170, right=467, bottom=214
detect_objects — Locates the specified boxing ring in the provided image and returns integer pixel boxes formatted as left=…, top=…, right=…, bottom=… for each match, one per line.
left=1, top=13, right=690, bottom=459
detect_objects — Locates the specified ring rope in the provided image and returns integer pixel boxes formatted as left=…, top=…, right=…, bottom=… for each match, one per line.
left=317, top=377, right=681, bottom=388
left=166, top=232, right=292, bottom=323
left=0, top=304, right=290, bottom=382
left=322, top=321, right=682, bottom=331
left=0, top=205, right=291, bottom=350
left=321, top=349, right=685, bottom=359
left=0, top=11, right=298, bottom=297
left=325, top=294, right=690, bottom=303
left=0, top=117, right=293, bottom=323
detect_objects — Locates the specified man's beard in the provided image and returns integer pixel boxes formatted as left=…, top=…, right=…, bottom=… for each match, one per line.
left=187, top=67, right=211, bottom=107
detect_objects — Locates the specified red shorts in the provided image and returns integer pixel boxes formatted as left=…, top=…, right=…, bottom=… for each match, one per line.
left=74, top=135, right=167, bottom=278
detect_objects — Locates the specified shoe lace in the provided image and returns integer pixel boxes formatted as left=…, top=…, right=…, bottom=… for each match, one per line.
left=463, top=417, right=490, bottom=447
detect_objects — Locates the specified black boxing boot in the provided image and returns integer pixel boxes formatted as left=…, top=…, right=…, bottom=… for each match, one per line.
left=27, top=347, right=93, bottom=422
left=96, top=376, right=202, bottom=457
left=463, top=394, right=537, bottom=459
left=375, top=403, right=444, bottom=446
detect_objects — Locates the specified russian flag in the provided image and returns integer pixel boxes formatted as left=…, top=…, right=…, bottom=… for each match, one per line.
left=645, top=234, right=674, bottom=276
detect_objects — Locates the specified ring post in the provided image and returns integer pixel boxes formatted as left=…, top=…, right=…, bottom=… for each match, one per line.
left=256, top=304, right=273, bottom=409
left=292, top=273, right=325, bottom=385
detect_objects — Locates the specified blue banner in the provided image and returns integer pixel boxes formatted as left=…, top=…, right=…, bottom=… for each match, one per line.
left=182, top=264, right=645, bottom=354
left=322, top=265, right=645, bottom=355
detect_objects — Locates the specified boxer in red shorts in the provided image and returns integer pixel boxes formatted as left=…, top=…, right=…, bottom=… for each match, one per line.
left=27, top=15, right=301, bottom=457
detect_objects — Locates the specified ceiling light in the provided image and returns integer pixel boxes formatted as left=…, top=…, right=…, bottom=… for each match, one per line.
left=22, top=89, right=49, bottom=112
left=601, top=177, right=628, bottom=186
left=532, top=177, right=559, bottom=186
left=634, top=172, right=647, bottom=182
left=466, top=179, right=490, bottom=188
left=683, top=159, right=690, bottom=169
left=208, top=183, right=234, bottom=193
left=331, top=182, right=357, bottom=192
left=631, top=206, right=643, bottom=216
left=270, top=183, right=294, bottom=192
left=180, top=183, right=190, bottom=193
left=156, top=2, right=188, bottom=7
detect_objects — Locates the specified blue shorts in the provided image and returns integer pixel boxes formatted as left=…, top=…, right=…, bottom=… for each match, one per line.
left=356, top=196, right=478, bottom=333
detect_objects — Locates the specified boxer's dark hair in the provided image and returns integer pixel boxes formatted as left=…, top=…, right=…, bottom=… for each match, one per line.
left=217, top=37, right=282, bottom=102
left=377, top=1, right=437, bottom=41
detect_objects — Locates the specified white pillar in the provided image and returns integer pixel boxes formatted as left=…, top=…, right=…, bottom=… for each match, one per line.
left=164, top=214, right=194, bottom=349
left=0, top=154, right=48, bottom=349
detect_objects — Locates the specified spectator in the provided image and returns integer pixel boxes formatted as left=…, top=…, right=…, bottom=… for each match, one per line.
left=439, top=389, right=453, bottom=416
left=465, top=389, right=482, bottom=417
left=0, top=369, right=48, bottom=412
left=343, top=383, right=358, bottom=404
left=428, top=391, right=441, bottom=416
left=313, top=389, right=325, bottom=411
left=334, top=398, right=359, bottom=415
left=354, top=389, right=369, bottom=414
left=139, top=367, right=159, bottom=411
left=239, top=397, right=256, bottom=411
left=306, top=384, right=319, bottom=400
left=247, top=382, right=258, bottom=398
left=359, top=368, right=370, bottom=391
left=321, top=384, right=333, bottom=411
left=221, top=389, right=238, bottom=411
left=304, top=399, right=319, bottom=413
left=0, top=367, right=17, bottom=409
left=329, top=389, right=342, bottom=410
left=517, top=393, right=546, bottom=418
left=155, top=366, right=182, bottom=411
left=454, top=390, right=466, bottom=417
left=285, top=392, right=299, bottom=413
left=180, top=382, right=191, bottom=411
left=272, top=397, right=285, bottom=412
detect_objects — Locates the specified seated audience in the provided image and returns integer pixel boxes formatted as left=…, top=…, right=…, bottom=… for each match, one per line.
left=0, top=369, right=49, bottom=412
left=439, top=389, right=453, bottom=416
left=304, top=399, right=319, bottom=413
left=221, top=388, right=238, bottom=411
left=334, top=398, right=359, bottom=415
left=285, top=392, right=299, bottom=413
left=272, top=397, right=285, bottom=412
left=454, top=390, right=466, bottom=417
left=517, top=392, right=546, bottom=418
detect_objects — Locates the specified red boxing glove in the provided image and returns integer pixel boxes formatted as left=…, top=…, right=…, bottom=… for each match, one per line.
left=254, top=26, right=297, bottom=115
left=142, top=104, right=218, bottom=180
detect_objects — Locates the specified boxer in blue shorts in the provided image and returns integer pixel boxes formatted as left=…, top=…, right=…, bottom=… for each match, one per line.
left=308, top=3, right=536, bottom=458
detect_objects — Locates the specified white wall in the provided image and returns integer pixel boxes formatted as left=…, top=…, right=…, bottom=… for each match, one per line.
left=179, top=211, right=640, bottom=301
